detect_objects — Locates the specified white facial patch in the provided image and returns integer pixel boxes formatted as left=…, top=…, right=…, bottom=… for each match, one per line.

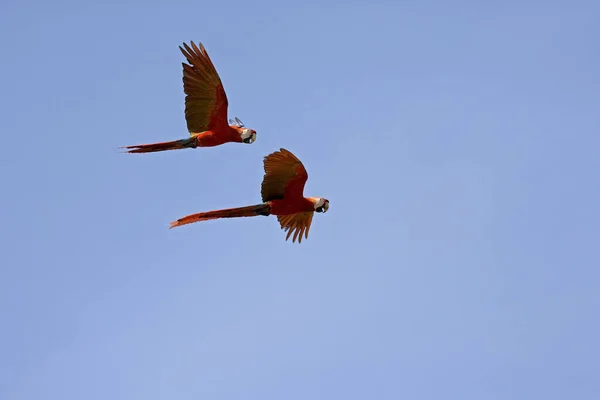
left=314, top=197, right=325, bottom=209
left=240, top=128, right=255, bottom=143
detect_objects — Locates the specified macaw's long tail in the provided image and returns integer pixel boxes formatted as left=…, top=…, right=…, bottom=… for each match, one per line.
left=121, top=137, right=197, bottom=154
left=169, top=203, right=271, bottom=229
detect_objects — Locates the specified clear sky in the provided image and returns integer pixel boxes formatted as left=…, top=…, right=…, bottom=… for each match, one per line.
left=1, top=0, right=599, bottom=399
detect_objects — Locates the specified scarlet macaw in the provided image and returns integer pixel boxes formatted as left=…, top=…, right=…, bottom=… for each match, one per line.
left=170, top=148, right=329, bottom=243
left=122, top=41, right=256, bottom=154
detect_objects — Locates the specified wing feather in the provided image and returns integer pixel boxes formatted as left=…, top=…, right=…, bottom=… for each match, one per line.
left=179, top=41, right=229, bottom=134
left=277, top=212, right=314, bottom=243
left=261, top=148, right=308, bottom=202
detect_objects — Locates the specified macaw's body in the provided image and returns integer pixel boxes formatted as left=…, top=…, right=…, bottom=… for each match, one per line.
left=122, top=41, right=256, bottom=154
left=170, top=148, right=330, bottom=243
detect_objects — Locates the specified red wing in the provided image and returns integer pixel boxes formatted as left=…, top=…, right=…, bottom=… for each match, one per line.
left=277, top=212, right=314, bottom=243
left=261, top=148, right=309, bottom=202
left=179, top=41, right=229, bottom=135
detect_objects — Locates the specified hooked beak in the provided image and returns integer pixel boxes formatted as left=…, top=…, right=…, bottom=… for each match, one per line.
left=316, top=201, right=329, bottom=213
left=242, top=130, right=256, bottom=144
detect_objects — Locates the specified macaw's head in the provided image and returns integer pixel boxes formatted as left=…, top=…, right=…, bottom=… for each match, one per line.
left=229, top=117, right=257, bottom=144
left=310, top=197, right=330, bottom=214
left=239, top=128, right=257, bottom=144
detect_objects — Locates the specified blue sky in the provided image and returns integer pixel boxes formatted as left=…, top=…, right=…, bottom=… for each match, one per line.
left=1, top=0, right=599, bottom=399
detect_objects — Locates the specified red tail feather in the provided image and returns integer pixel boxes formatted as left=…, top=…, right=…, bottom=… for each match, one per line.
left=122, top=137, right=196, bottom=154
left=170, top=204, right=271, bottom=229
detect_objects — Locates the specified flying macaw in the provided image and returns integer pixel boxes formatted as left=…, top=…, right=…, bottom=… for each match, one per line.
left=122, top=41, right=256, bottom=154
left=170, top=148, right=330, bottom=243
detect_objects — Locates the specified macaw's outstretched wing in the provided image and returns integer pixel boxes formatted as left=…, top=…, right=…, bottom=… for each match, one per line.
left=261, top=148, right=308, bottom=202
left=277, top=212, right=314, bottom=243
left=179, top=41, right=229, bottom=135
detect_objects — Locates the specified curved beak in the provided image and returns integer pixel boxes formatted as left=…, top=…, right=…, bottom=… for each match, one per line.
left=316, top=200, right=329, bottom=213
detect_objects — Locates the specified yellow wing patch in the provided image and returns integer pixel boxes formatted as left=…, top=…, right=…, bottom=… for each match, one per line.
left=277, top=212, right=314, bottom=243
